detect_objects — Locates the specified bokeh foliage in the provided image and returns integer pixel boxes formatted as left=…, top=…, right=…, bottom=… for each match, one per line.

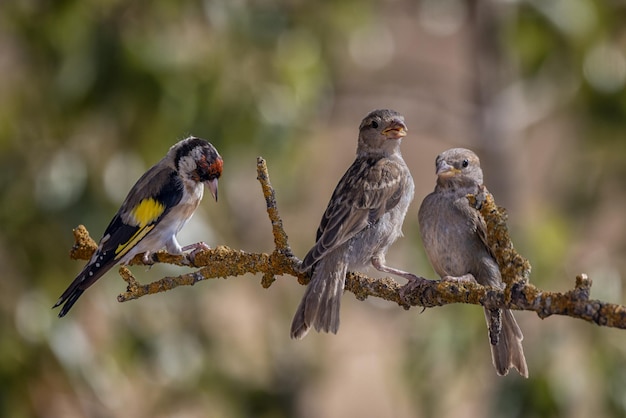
left=1, top=0, right=625, bottom=417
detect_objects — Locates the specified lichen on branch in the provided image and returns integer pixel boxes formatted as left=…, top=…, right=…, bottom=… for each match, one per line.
left=69, top=157, right=626, bottom=329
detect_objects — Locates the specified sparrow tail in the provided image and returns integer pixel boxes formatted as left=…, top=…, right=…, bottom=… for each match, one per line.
left=485, top=308, right=528, bottom=378
left=290, top=261, right=346, bottom=339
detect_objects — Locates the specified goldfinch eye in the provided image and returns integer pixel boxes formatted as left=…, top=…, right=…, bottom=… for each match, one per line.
left=462, top=159, right=469, bottom=168
left=371, top=120, right=379, bottom=129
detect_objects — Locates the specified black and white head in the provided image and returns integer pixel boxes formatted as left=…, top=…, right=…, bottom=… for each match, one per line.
left=172, top=137, right=223, bottom=200
left=357, top=109, right=408, bottom=156
left=434, top=148, right=483, bottom=188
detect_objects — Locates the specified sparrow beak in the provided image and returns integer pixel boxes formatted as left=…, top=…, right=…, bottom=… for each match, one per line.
left=436, top=160, right=460, bottom=178
left=206, top=178, right=219, bottom=202
left=382, top=119, right=408, bottom=139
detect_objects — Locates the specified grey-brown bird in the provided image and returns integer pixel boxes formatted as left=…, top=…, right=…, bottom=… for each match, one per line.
left=54, top=137, right=223, bottom=317
left=415, top=148, right=527, bottom=377
left=291, top=109, right=424, bottom=339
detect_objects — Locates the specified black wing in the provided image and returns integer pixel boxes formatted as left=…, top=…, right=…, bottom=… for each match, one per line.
left=54, top=166, right=184, bottom=317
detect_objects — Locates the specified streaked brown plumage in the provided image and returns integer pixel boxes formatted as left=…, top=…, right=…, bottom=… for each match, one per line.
left=291, top=109, right=424, bottom=339
left=416, top=148, right=528, bottom=377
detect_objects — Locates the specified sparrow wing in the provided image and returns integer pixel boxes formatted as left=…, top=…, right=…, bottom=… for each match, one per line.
left=451, top=185, right=498, bottom=267
left=301, top=157, right=406, bottom=270
left=471, top=188, right=498, bottom=262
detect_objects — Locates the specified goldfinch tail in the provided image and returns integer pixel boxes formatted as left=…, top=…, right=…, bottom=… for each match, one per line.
left=53, top=257, right=113, bottom=317
left=53, top=285, right=86, bottom=318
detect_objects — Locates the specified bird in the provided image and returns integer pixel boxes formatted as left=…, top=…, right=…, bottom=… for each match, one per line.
left=415, top=147, right=528, bottom=377
left=291, top=109, right=425, bottom=339
left=53, top=136, right=223, bottom=318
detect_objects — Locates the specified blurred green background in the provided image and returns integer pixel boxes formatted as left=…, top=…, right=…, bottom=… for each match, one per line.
left=1, top=0, right=626, bottom=417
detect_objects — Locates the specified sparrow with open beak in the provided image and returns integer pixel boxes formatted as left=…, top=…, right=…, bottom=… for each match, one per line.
left=54, top=136, right=223, bottom=317
left=291, top=109, right=424, bottom=339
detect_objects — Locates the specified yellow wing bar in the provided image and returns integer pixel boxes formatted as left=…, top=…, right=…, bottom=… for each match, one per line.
left=115, top=224, right=156, bottom=259
left=114, top=198, right=165, bottom=259
left=130, top=198, right=166, bottom=227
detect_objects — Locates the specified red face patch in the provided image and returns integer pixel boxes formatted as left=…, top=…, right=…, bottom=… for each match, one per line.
left=209, top=157, right=223, bottom=177
left=192, top=154, right=222, bottom=182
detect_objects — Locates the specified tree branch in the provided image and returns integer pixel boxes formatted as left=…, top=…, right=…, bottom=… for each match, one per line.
left=69, top=157, right=626, bottom=329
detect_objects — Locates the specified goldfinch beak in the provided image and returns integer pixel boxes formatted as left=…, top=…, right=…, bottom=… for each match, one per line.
left=206, top=178, right=219, bottom=202
left=436, top=160, right=459, bottom=178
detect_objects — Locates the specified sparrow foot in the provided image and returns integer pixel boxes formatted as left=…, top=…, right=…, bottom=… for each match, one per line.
left=399, top=274, right=430, bottom=307
left=441, top=274, right=477, bottom=283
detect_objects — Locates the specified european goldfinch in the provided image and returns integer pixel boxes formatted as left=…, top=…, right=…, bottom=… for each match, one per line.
left=54, top=137, right=223, bottom=317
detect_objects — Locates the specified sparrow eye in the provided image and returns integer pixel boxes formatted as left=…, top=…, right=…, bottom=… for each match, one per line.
left=371, top=120, right=379, bottom=129
left=462, top=159, right=469, bottom=168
